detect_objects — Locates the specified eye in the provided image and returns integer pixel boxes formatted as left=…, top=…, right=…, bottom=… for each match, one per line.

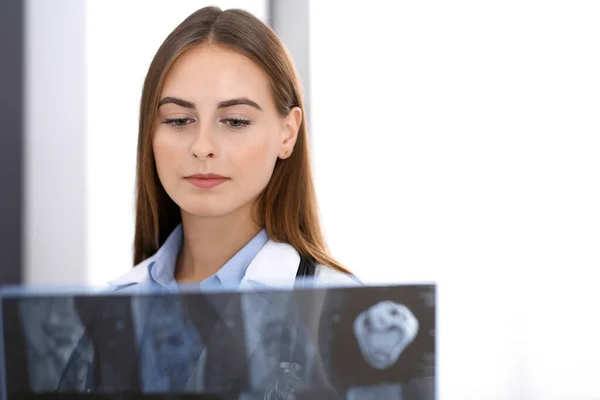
left=220, top=117, right=251, bottom=129
left=162, top=117, right=195, bottom=131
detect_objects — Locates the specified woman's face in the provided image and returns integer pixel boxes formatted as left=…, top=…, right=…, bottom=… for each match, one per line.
left=153, top=44, right=301, bottom=218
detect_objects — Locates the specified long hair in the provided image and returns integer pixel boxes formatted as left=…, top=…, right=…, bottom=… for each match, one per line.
left=133, top=6, right=349, bottom=273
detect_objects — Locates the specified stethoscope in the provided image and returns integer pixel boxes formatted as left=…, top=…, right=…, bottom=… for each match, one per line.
left=263, top=256, right=315, bottom=400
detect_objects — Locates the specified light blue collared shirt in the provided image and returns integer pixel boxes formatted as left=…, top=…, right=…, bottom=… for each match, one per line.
left=148, top=224, right=269, bottom=290
left=133, top=224, right=269, bottom=391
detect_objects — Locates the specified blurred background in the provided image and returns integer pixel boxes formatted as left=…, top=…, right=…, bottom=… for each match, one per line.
left=1, top=0, right=599, bottom=398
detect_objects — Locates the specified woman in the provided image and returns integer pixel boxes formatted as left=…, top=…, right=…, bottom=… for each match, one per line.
left=108, top=6, right=357, bottom=292
left=96, top=5, right=359, bottom=396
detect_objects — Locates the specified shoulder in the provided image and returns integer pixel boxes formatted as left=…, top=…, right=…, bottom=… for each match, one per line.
left=105, top=256, right=154, bottom=291
left=314, top=263, right=363, bottom=287
left=244, top=239, right=360, bottom=288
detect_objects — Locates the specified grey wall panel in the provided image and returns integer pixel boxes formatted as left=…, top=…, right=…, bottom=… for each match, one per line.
left=269, top=0, right=311, bottom=133
left=0, top=0, right=24, bottom=285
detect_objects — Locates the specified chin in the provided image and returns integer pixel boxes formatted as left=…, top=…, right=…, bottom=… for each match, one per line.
left=176, top=196, right=249, bottom=219
left=180, top=204, right=235, bottom=218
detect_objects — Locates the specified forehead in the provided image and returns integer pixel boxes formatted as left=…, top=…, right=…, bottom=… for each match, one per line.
left=160, top=43, right=273, bottom=106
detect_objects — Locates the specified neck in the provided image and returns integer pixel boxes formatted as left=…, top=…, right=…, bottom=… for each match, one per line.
left=175, top=205, right=262, bottom=283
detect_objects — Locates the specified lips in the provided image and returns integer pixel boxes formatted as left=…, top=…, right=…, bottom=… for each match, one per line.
left=186, top=173, right=227, bottom=179
left=184, top=173, right=230, bottom=189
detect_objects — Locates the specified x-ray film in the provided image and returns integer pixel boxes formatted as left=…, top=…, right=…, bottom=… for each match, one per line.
left=0, top=283, right=435, bottom=399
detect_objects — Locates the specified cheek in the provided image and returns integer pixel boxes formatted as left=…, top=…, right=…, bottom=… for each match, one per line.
left=153, top=132, right=184, bottom=165
left=228, top=134, right=278, bottom=180
left=153, top=132, right=185, bottom=182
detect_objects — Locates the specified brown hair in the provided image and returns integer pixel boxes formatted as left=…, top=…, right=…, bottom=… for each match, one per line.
left=133, top=6, right=349, bottom=274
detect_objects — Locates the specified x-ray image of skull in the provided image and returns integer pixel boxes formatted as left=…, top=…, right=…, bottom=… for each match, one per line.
left=353, top=301, right=419, bottom=370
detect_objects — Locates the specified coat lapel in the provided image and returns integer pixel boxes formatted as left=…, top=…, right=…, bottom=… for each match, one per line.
left=238, top=240, right=300, bottom=290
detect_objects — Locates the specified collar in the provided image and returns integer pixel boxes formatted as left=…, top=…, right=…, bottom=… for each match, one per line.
left=149, top=224, right=270, bottom=289
left=212, top=228, right=269, bottom=287
left=148, top=224, right=183, bottom=288
left=108, top=238, right=302, bottom=290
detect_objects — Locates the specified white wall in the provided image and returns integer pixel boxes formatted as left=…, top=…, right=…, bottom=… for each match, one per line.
left=309, top=1, right=600, bottom=399
left=85, top=0, right=268, bottom=287
left=25, top=0, right=87, bottom=285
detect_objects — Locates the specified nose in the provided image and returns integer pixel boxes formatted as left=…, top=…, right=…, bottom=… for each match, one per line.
left=189, top=122, right=217, bottom=160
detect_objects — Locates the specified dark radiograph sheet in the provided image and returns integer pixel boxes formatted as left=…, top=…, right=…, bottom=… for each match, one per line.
left=0, top=284, right=435, bottom=399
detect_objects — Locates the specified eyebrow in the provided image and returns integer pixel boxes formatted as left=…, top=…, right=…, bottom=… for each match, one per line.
left=158, top=97, right=195, bottom=109
left=157, top=96, right=263, bottom=111
left=217, top=97, right=263, bottom=111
